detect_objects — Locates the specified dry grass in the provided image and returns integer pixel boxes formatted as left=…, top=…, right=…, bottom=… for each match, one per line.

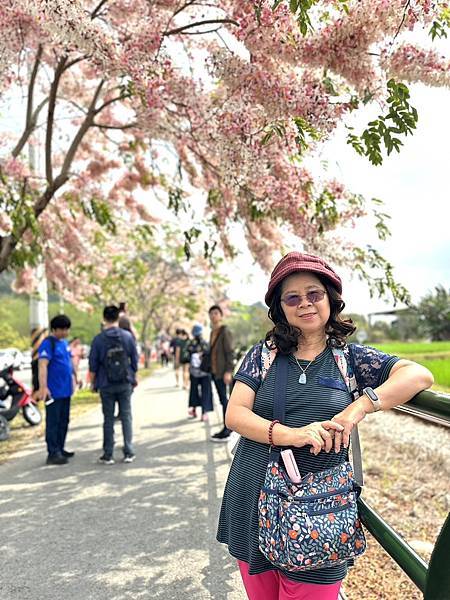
left=0, top=365, right=158, bottom=465
left=0, top=390, right=99, bottom=465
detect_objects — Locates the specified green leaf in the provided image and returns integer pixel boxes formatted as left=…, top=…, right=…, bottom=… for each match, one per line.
left=347, top=80, right=418, bottom=166
left=429, top=8, right=450, bottom=40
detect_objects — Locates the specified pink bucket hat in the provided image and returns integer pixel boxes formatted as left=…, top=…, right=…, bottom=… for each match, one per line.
left=265, top=252, right=342, bottom=306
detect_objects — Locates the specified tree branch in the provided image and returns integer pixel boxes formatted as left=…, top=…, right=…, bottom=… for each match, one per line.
left=164, top=18, right=238, bottom=36
left=392, top=0, right=411, bottom=44
left=92, top=121, right=138, bottom=130
left=11, top=45, right=43, bottom=158
left=94, top=93, right=129, bottom=115
left=62, top=55, right=87, bottom=72
left=26, top=45, right=42, bottom=132
left=59, top=79, right=105, bottom=181
left=178, top=26, right=224, bottom=35
left=45, top=55, right=68, bottom=184
left=12, top=97, right=49, bottom=158
left=91, top=0, right=109, bottom=20
left=172, top=1, right=197, bottom=18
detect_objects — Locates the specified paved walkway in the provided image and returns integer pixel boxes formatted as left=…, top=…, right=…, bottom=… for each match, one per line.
left=0, top=369, right=243, bottom=600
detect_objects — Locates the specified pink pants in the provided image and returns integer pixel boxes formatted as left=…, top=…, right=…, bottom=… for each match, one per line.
left=238, top=560, right=342, bottom=600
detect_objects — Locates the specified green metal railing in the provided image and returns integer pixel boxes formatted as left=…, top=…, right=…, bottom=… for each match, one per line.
left=394, top=389, right=450, bottom=427
left=359, top=389, right=450, bottom=599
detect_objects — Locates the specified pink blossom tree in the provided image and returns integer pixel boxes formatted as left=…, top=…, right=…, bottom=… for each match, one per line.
left=95, top=227, right=225, bottom=364
left=0, top=1, right=449, bottom=304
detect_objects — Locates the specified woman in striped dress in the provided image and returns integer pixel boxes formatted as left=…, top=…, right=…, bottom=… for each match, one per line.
left=216, top=252, right=433, bottom=600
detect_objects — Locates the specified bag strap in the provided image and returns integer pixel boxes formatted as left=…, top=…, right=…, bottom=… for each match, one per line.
left=268, top=347, right=364, bottom=487
left=210, top=326, right=224, bottom=352
left=269, top=354, right=289, bottom=462
left=273, top=354, right=289, bottom=423
left=332, top=346, right=364, bottom=487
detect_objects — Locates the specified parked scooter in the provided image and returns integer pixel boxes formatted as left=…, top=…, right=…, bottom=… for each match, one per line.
left=0, top=353, right=42, bottom=441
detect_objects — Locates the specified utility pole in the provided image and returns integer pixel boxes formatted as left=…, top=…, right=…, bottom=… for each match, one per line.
left=27, top=84, right=49, bottom=361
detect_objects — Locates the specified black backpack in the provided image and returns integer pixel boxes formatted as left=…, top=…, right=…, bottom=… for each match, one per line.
left=103, top=331, right=129, bottom=384
left=179, top=339, right=191, bottom=364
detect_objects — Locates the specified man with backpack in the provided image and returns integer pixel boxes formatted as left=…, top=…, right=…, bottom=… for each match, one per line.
left=89, top=305, right=139, bottom=464
left=38, top=315, right=75, bottom=465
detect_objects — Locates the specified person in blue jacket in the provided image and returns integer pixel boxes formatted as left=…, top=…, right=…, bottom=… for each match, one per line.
left=38, top=314, right=75, bottom=465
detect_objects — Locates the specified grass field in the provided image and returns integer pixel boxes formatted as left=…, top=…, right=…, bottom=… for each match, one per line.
left=376, top=341, right=450, bottom=355
left=376, top=341, right=450, bottom=390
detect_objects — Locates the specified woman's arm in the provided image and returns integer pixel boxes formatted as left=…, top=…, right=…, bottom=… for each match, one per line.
left=332, top=359, right=434, bottom=451
left=366, top=359, right=433, bottom=411
left=226, top=381, right=344, bottom=454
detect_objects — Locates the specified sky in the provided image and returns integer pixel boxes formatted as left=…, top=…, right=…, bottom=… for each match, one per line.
left=224, top=81, right=450, bottom=316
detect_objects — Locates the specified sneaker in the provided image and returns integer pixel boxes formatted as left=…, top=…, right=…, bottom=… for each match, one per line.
left=210, top=428, right=231, bottom=442
left=98, top=454, right=115, bottom=465
left=188, top=408, right=197, bottom=419
left=123, top=454, right=136, bottom=463
left=62, top=450, right=75, bottom=458
left=46, top=454, right=68, bottom=465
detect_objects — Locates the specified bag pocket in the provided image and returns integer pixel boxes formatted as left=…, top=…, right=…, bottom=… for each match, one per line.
left=282, top=491, right=366, bottom=571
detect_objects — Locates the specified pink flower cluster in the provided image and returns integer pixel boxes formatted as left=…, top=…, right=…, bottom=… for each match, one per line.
left=0, top=213, right=13, bottom=236
left=384, top=44, right=450, bottom=87
left=1, top=0, right=449, bottom=300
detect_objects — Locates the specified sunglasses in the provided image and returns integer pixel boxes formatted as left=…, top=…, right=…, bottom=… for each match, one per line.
left=281, top=290, right=327, bottom=307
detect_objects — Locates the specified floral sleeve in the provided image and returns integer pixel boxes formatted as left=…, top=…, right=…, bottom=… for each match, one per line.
left=350, top=343, right=400, bottom=389
left=234, top=342, right=264, bottom=392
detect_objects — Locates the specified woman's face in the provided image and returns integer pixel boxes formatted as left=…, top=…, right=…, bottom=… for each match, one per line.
left=280, top=272, right=330, bottom=335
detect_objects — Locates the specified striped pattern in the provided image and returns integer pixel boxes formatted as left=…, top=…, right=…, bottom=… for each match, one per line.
left=217, top=345, right=398, bottom=585
left=31, top=327, right=48, bottom=360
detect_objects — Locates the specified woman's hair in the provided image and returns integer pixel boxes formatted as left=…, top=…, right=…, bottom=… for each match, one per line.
left=118, top=315, right=132, bottom=331
left=264, top=275, right=356, bottom=354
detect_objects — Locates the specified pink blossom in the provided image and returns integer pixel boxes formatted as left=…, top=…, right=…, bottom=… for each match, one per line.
left=0, top=213, right=13, bottom=236
left=12, top=267, right=38, bottom=294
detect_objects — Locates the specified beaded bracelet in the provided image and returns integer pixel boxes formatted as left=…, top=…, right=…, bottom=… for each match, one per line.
left=268, top=419, right=280, bottom=446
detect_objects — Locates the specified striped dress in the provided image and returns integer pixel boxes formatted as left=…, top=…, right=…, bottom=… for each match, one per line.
left=216, top=342, right=398, bottom=584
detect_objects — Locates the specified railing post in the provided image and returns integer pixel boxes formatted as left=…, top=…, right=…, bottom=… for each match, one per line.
left=424, top=513, right=450, bottom=599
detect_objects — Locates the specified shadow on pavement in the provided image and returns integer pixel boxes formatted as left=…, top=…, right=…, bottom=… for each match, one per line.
left=0, top=377, right=241, bottom=600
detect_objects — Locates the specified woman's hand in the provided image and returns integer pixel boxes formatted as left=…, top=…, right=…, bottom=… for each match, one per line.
left=289, top=420, right=344, bottom=455
left=331, top=402, right=368, bottom=452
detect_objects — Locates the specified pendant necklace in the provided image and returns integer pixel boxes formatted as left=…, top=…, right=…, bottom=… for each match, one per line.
left=294, top=355, right=314, bottom=384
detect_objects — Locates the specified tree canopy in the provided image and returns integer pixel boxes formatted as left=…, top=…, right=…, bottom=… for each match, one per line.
left=0, top=1, right=449, bottom=306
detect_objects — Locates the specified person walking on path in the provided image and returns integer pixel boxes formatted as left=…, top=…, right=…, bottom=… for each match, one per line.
left=217, top=251, right=434, bottom=600
left=178, top=329, right=191, bottom=390
left=187, top=324, right=213, bottom=421
left=208, top=305, right=234, bottom=443
left=38, top=315, right=75, bottom=466
left=31, top=326, right=48, bottom=401
left=69, top=337, right=84, bottom=389
left=170, top=328, right=184, bottom=387
left=89, top=305, right=139, bottom=465
left=119, top=314, right=138, bottom=341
